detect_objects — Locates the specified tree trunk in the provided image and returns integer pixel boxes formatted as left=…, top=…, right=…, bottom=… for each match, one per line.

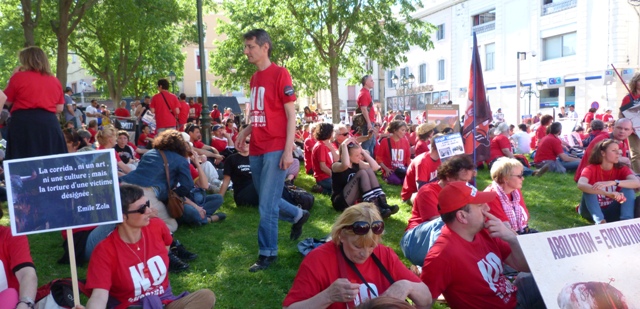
left=22, top=22, right=36, bottom=47
left=20, top=0, right=39, bottom=47
left=329, top=63, right=340, bottom=124
left=56, top=35, right=69, bottom=87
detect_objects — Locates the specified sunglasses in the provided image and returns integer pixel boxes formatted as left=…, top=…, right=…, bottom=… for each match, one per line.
left=126, top=200, right=150, bottom=214
left=510, top=174, right=524, bottom=179
left=245, top=140, right=250, bottom=144
left=343, top=221, right=384, bottom=235
left=339, top=132, right=349, bottom=137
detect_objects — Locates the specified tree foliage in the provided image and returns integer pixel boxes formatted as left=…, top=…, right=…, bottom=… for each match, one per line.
left=212, top=0, right=435, bottom=121
left=210, top=0, right=328, bottom=97
left=70, top=0, right=197, bottom=102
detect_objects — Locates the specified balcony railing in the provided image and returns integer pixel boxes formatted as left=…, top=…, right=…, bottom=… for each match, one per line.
left=542, top=0, right=577, bottom=16
left=471, top=21, right=495, bottom=35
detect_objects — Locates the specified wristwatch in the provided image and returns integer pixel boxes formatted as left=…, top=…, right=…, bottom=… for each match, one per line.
left=615, top=180, right=620, bottom=186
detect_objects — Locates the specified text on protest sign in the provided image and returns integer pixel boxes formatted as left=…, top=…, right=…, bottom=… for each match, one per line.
left=4, top=149, right=122, bottom=236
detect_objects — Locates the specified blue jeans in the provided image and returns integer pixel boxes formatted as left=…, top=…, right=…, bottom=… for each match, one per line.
left=579, top=188, right=635, bottom=223
left=317, top=178, right=332, bottom=195
left=400, top=218, right=445, bottom=266
left=250, top=150, right=303, bottom=257
left=84, top=224, right=117, bottom=261
left=180, top=194, right=223, bottom=225
left=361, top=134, right=375, bottom=156
left=558, top=158, right=579, bottom=171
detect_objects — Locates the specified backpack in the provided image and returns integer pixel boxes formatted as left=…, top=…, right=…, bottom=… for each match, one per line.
left=282, top=185, right=314, bottom=211
left=36, top=279, right=91, bottom=309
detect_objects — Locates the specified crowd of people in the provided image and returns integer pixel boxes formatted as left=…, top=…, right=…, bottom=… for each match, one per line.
left=2, top=31, right=640, bottom=309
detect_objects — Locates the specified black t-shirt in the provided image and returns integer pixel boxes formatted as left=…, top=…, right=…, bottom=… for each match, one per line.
left=223, top=153, right=253, bottom=199
left=114, top=144, right=134, bottom=164
left=331, top=163, right=359, bottom=200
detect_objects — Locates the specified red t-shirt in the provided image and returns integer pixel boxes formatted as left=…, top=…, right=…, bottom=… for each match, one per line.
left=489, top=135, right=511, bottom=162
left=114, top=108, right=131, bottom=118
left=283, top=243, right=421, bottom=309
left=422, top=226, right=516, bottom=309
left=584, top=112, right=595, bottom=125
left=248, top=63, right=297, bottom=156
left=194, top=103, right=202, bottom=120
left=406, top=182, right=442, bottom=231
left=149, top=90, right=180, bottom=129
left=485, top=188, right=530, bottom=230
left=88, top=127, right=97, bottom=144
left=4, top=71, right=64, bottom=113
left=188, top=163, right=199, bottom=180
left=0, top=227, right=34, bottom=292
left=193, top=140, right=205, bottom=149
left=357, top=87, right=375, bottom=123
left=414, top=140, right=429, bottom=157
left=376, top=137, right=411, bottom=177
left=178, top=100, right=190, bottom=128
left=312, top=141, right=333, bottom=181
left=621, top=93, right=640, bottom=108
left=210, top=109, right=221, bottom=122
left=401, top=152, right=440, bottom=201
left=408, top=132, right=417, bottom=146
left=304, top=137, right=316, bottom=173
left=86, top=218, right=173, bottom=309
left=602, top=114, right=614, bottom=122
left=210, top=136, right=228, bottom=153
left=534, top=125, right=547, bottom=147
left=534, top=134, right=563, bottom=164
left=137, top=133, right=149, bottom=147
left=580, top=164, right=634, bottom=208
left=574, top=133, right=630, bottom=182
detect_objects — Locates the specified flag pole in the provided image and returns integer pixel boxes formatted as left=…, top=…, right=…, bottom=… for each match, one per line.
left=472, top=32, right=477, bottom=181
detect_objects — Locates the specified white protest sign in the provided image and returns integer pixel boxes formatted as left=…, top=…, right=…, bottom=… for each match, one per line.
left=518, top=219, right=640, bottom=308
left=557, top=119, right=578, bottom=147
left=4, top=149, right=122, bottom=236
left=141, top=110, right=157, bottom=132
left=622, top=104, right=640, bottom=133
left=434, top=133, right=465, bottom=161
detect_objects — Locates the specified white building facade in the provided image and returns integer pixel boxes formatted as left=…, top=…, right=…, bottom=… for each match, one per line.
left=383, top=0, right=640, bottom=125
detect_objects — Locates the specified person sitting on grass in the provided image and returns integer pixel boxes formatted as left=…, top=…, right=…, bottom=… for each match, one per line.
left=76, top=184, right=216, bottom=309
left=303, top=123, right=317, bottom=175
left=0, top=207, right=38, bottom=309
left=312, top=122, right=339, bottom=194
left=577, top=139, right=640, bottom=224
left=400, top=155, right=476, bottom=267
left=283, top=202, right=432, bottom=309
left=400, top=135, right=441, bottom=203
left=377, top=120, right=411, bottom=186
left=413, top=122, right=436, bottom=157
left=484, top=157, right=537, bottom=234
left=331, top=137, right=398, bottom=217
left=421, top=182, right=544, bottom=309
left=533, top=122, right=580, bottom=173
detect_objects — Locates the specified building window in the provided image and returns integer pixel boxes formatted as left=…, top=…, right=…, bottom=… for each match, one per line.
left=195, top=49, right=208, bottom=70
left=438, top=60, right=445, bottom=81
left=485, top=43, right=495, bottom=71
left=419, top=64, right=427, bottom=84
left=387, top=70, right=395, bottom=88
left=196, top=81, right=211, bottom=97
left=436, top=24, right=444, bottom=40
left=471, top=9, right=496, bottom=35
left=542, top=0, right=577, bottom=15
left=400, top=67, right=407, bottom=79
left=543, top=32, right=576, bottom=61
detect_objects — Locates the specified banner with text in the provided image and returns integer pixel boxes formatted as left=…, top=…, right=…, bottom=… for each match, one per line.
left=518, top=219, right=640, bottom=308
left=434, top=133, right=465, bottom=161
left=4, top=149, right=122, bottom=236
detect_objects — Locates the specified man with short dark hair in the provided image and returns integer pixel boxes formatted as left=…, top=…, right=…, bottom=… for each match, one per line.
left=149, top=79, right=180, bottom=133
left=177, top=93, right=189, bottom=130
left=421, top=181, right=543, bottom=309
left=210, top=104, right=221, bottom=124
left=85, top=99, right=100, bottom=125
left=511, top=124, right=531, bottom=154
left=235, top=29, right=310, bottom=272
left=63, top=87, right=76, bottom=128
left=357, top=75, right=376, bottom=154
left=534, top=122, right=580, bottom=173
left=185, top=124, right=223, bottom=164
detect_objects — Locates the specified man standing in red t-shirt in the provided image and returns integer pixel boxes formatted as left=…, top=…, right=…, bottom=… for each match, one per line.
left=421, top=181, right=543, bottom=309
left=177, top=93, right=190, bottom=131
left=210, top=104, right=221, bottom=124
left=149, top=79, right=180, bottom=133
left=357, top=75, right=376, bottom=155
left=235, top=29, right=310, bottom=272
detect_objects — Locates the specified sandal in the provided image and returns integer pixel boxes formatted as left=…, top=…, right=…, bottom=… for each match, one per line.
left=208, top=212, right=227, bottom=223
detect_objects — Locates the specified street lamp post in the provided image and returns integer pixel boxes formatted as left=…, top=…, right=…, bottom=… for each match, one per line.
left=520, top=82, right=540, bottom=117
left=168, top=71, right=176, bottom=94
left=516, top=52, right=527, bottom=124
left=392, top=73, right=415, bottom=110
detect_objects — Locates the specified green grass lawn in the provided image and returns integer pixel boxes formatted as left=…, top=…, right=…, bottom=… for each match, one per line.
left=1, top=167, right=588, bottom=308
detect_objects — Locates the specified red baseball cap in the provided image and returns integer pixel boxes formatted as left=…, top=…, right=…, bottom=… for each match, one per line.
left=437, top=181, right=497, bottom=214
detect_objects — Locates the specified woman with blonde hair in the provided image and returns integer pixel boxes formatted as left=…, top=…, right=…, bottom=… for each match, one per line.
left=96, top=125, right=132, bottom=176
left=484, top=157, right=536, bottom=234
left=283, top=203, right=431, bottom=309
left=2, top=46, right=67, bottom=159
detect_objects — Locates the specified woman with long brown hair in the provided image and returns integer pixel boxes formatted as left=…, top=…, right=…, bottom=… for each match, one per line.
left=2, top=46, right=67, bottom=159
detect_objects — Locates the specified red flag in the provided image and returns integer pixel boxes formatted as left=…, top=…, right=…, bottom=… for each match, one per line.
left=462, top=33, right=492, bottom=164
